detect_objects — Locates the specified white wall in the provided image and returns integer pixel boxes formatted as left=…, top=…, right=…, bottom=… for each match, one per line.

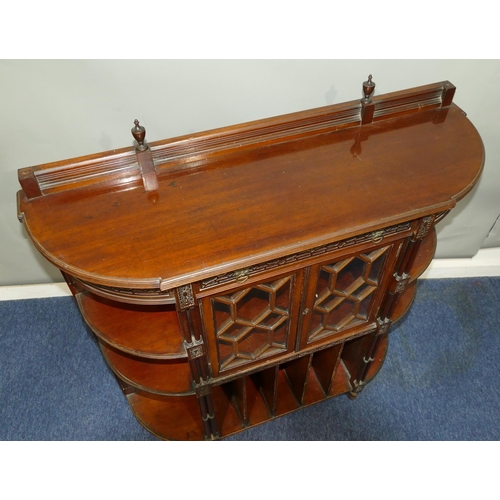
left=2, top=60, right=499, bottom=286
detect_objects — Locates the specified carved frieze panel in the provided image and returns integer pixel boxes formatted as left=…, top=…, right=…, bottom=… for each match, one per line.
left=201, top=223, right=411, bottom=291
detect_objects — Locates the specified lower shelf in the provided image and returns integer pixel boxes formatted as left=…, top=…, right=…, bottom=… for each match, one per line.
left=118, top=336, right=388, bottom=440
left=127, top=391, right=205, bottom=441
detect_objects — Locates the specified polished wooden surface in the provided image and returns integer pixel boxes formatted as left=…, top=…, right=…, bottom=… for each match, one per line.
left=17, top=79, right=484, bottom=440
left=17, top=83, right=483, bottom=292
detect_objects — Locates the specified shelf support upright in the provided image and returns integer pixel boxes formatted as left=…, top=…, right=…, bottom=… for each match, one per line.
left=175, top=284, right=219, bottom=440
left=349, top=215, right=437, bottom=399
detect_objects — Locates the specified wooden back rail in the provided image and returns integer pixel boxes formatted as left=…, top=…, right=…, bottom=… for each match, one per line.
left=18, top=80, right=456, bottom=200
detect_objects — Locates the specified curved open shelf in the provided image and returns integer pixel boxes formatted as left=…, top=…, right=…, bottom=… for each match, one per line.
left=127, top=390, right=204, bottom=441
left=77, top=291, right=186, bottom=359
left=392, top=281, right=417, bottom=324
left=100, top=342, right=193, bottom=396
left=363, top=335, right=389, bottom=383
left=409, top=227, right=437, bottom=282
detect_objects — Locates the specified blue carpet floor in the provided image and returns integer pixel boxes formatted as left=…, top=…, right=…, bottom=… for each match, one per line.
left=1, top=278, right=499, bottom=441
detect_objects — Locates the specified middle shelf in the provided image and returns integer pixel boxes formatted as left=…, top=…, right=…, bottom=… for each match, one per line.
left=100, top=341, right=193, bottom=395
left=76, top=291, right=186, bottom=359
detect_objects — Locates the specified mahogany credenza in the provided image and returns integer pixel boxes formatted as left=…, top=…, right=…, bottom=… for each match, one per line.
left=17, top=77, right=484, bottom=440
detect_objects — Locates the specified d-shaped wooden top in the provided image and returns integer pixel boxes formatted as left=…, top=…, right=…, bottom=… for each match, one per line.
left=17, top=81, right=484, bottom=291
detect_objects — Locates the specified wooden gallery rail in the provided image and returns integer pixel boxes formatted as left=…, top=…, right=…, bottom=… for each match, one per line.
left=17, top=76, right=484, bottom=440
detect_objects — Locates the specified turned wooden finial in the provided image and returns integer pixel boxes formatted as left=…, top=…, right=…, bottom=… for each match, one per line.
left=130, top=119, right=158, bottom=191
left=131, top=119, right=148, bottom=151
left=362, top=74, right=376, bottom=103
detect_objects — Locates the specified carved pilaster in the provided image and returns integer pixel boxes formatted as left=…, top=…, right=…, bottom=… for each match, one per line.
left=376, top=317, right=392, bottom=336
left=349, top=316, right=393, bottom=399
left=193, top=375, right=219, bottom=439
left=175, top=283, right=217, bottom=439
left=393, top=272, right=410, bottom=294
left=183, top=334, right=218, bottom=439
left=348, top=379, right=365, bottom=399
left=416, top=215, right=436, bottom=240
left=186, top=342, right=205, bottom=360
left=176, top=284, right=196, bottom=310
